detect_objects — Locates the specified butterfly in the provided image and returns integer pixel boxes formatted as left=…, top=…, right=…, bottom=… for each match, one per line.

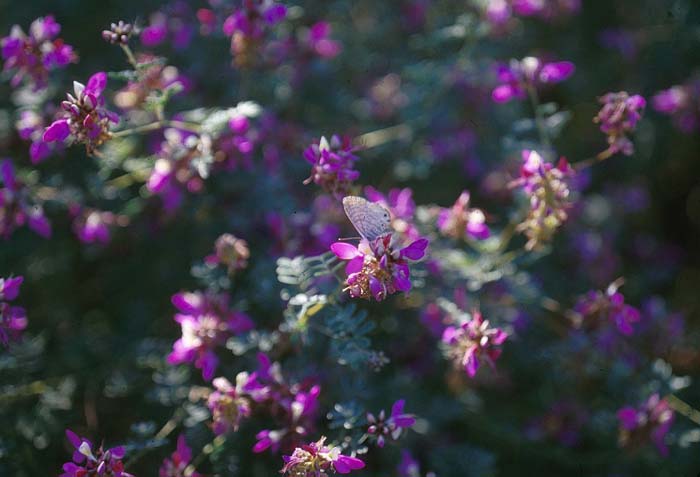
left=342, top=195, right=393, bottom=241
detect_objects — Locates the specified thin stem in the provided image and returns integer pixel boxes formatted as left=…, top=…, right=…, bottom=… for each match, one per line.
left=526, top=84, right=552, bottom=151
left=123, top=409, right=185, bottom=467
left=667, top=394, right=700, bottom=426
left=573, top=148, right=614, bottom=171
left=112, top=120, right=201, bottom=138
left=0, top=379, right=49, bottom=403
left=354, top=124, right=412, bottom=149
left=120, top=44, right=139, bottom=69
left=184, top=436, right=225, bottom=477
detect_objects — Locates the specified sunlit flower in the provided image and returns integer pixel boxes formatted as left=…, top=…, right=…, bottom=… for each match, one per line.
left=61, top=430, right=132, bottom=477
left=43, top=72, right=119, bottom=154
left=331, top=234, right=429, bottom=301
left=436, top=191, right=490, bottom=240
left=442, top=310, right=508, bottom=378
left=511, top=150, right=574, bottom=250
left=617, top=393, right=674, bottom=456
left=304, top=135, right=359, bottom=198
left=594, top=91, right=646, bottom=156
left=207, top=376, right=253, bottom=435
left=281, top=436, right=365, bottom=476
left=205, top=233, right=250, bottom=275
left=167, top=291, right=254, bottom=380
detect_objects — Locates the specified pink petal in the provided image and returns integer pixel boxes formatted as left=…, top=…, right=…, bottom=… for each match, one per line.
left=331, top=242, right=361, bottom=260
left=43, top=119, right=70, bottom=142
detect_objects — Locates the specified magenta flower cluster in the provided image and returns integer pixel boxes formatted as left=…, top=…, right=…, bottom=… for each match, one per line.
left=571, top=282, right=641, bottom=336
left=43, top=72, right=119, bottom=153
left=61, top=430, right=132, bottom=477
left=205, top=353, right=321, bottom=454
left=486, top=0, right=581, bottom=26
left=594, top=91, right=646, bottom=156
left=167, top=291, right=254, bottom=380
left=0, top=276, right=27, bottom=346
left=1, top=15, right=76, bottom=89
left=436, top=191, right=490, bottom=240
left=510, top=150, right=574, bottom=250
left=492, top=56, right=574, bottom=103
left=442, top=310, right=508, bottom=378
left=223, top=0, right=288, bottom=66
left=0, top=160, right=51, bottom=239
left=617, top=394, right=674, bottom=456
left=303, top=135, right=360, bottom=198
left=331, top=234, right=429, bottom=302
left=281, top=436, right=365, bottom=476
left=366, top=399, right=416, bottom=448
left=652, top=77, right=700, bottom=133
left=159, top=435, right=200, bottom=477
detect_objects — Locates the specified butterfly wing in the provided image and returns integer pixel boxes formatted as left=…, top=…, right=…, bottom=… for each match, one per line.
left=342, top=196, right=392, bottom=241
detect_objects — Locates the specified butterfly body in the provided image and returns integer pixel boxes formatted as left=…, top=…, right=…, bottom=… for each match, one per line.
left=342, top=196, right=392, bottom=241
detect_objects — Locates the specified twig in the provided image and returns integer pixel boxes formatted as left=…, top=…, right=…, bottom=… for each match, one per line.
left=112, top=120, right=201, bottom=138
left=667, top=394, right=700, bottom=426
left=354, top=124, right=412, bottom=149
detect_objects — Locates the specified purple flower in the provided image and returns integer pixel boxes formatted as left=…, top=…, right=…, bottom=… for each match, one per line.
left=223, top=0, right=287, bottom=67
left=167, top=291, right=254, bottom=380
left=72, top=208, right=117, bottom=244
left=365, top=186, right=420, bottom=240
left=141, top=3, right=195, bottom=49
left=512, top=0, right=580, bottom=19
left=205, top=233, right=250, bottom=275
left=114, top=53, right=188, bottom=111
left=441, top=311, right=508, bottom=378
left=147, top=129, right=211, bottom=211
left=16, top=110, right=59, bottom=164
left=207, top=376, right=253, bottom=435
left=0, top=159, right=52, bottom=239
left=571, top=281, right=640, bottom=336
left=303, top=22, right=342, bottom=59
left=61, top=430, right=132, bottom=477
left=652, top=78, right=700, bottom=133
left=43, top=72, right=119, bottom=154
left=593, top=91, right=646, bottom=156
left=617, top=394, right=674, bottom=456
left=1, top=16, right=76, bottom=89
left=492, top=57, right=574, bottom=103
left=236, top=353, right=322, bottom=454
left=510, top=150, right=574, bottom=250
left=331, top=234, right=429, bottom=301
left=159, top=435, right=200, bottom=477
left=303, top=135, right=360, bottom=198
left=0, top=276, right=27, bottom=346
left=281, top=436, right=365, bottom=476
left=367, top=399, right=416, bottom=447
left=436, top=191, right=490, bottom=240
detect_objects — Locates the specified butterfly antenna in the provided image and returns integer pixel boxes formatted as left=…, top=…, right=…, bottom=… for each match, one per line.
left=337, top=236, right=361, bottom=241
